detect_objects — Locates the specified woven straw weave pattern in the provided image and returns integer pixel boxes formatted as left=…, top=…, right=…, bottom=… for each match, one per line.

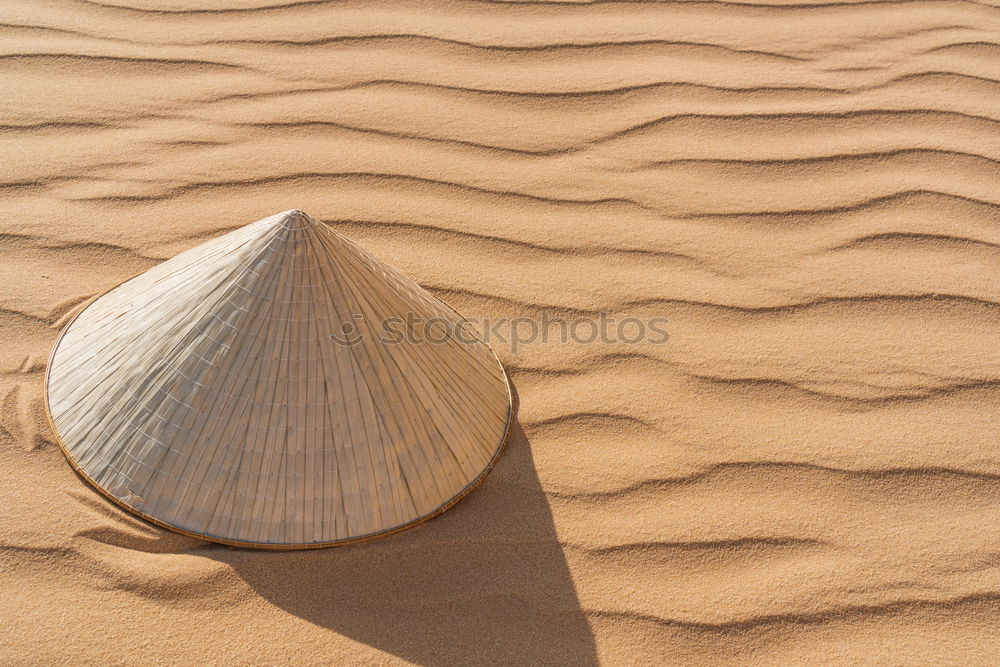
left=47, top=211, right=511, bottom=547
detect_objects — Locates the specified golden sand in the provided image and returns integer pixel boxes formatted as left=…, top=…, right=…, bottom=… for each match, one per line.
left=2, top=0, right=1000, bottom=664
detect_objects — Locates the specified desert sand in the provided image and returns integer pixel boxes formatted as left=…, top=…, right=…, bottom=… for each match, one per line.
left=2, top=0, right=1000, bottom=664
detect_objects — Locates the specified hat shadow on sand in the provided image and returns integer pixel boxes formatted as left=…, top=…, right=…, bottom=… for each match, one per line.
left=207, top=382, right=598, bottom=665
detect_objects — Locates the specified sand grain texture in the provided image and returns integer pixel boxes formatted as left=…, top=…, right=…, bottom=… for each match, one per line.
left=2, top=0, right=1000, bottom=664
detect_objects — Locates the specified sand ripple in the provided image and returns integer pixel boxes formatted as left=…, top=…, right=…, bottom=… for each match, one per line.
left=2, top=0, right=999, bottom=663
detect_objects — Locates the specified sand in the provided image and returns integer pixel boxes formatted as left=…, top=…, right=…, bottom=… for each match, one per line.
left=2, top=0, right=1000, bottom=664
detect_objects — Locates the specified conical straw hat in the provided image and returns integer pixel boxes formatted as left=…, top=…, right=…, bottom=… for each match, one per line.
left=45, top=210, right=511, bottom=548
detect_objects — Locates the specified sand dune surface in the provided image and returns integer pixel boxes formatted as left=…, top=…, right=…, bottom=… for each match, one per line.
left=2, top=0, right=1000, bottom=664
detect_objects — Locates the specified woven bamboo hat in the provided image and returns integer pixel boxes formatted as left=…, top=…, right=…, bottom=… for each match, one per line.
left=45, top=210, right=511, bottom=548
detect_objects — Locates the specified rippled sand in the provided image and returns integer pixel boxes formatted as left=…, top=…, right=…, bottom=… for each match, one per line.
left=3, top=0, right=1000, bottom=664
